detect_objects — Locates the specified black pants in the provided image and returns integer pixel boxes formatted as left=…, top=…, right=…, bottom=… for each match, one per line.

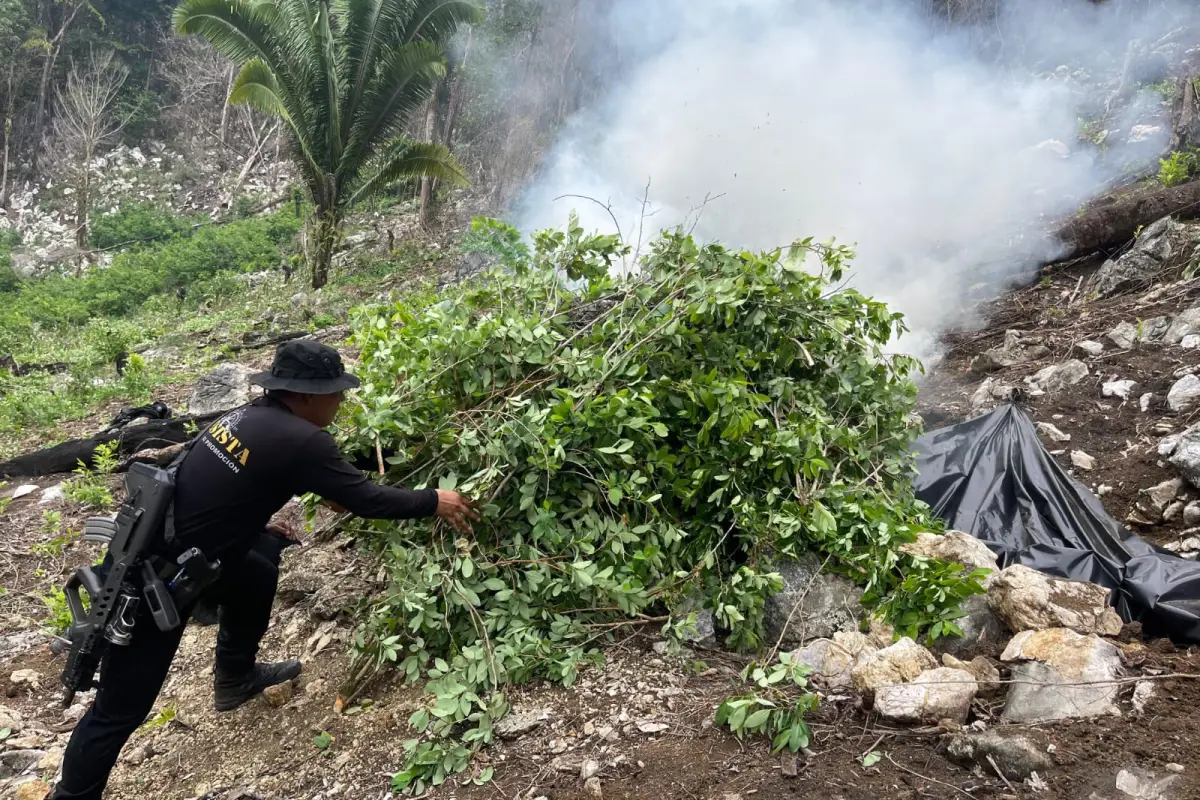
left=52, top=533, right=285, bottom=800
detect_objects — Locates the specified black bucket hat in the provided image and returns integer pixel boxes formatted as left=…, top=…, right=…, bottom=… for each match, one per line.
left=249, top=340, right=361, bottom=394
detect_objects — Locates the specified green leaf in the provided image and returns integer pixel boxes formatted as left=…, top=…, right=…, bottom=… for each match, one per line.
left=861, top=751, right=882, bottom=768
left=313, top=731, right=333, bottom=750
left=744, top=708, right=770, bottom=728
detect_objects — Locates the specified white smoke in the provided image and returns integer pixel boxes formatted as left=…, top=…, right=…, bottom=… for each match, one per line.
left=513, top=0, right=1190, bottom=362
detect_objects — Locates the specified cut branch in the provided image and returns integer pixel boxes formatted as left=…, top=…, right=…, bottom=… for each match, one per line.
left=0, top=411, right=224, bottom=477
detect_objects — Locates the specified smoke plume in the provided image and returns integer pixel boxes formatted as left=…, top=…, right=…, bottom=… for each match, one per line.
left=514, top=0, right=1197, bottom=362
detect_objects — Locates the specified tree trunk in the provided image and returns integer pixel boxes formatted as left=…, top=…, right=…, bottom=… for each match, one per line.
left=0, top=410, right=226, bottom=478
left=75, top=142, right=91, bottom=253
left=1173, top=75, right=1200, bottom=152
left=32, top=0, right=85, bottom=176
left=418, top=98, right=439, bottom=228
left=1052, top=178, right=1200, bottom=264
left=218, top=65, right=234, bottom=147
left=441, top=29, right=473, bottom=148
left=75, top=174, right=87, bottom=251
left=310, top=211, right=337, bottom=289
left=223, top=122, right=278, bottom=207
left=0, top=58, right=15, bottom=207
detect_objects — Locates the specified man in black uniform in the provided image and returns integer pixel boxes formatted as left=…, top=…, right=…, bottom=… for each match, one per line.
left=52, top=340, right=480, bottom=800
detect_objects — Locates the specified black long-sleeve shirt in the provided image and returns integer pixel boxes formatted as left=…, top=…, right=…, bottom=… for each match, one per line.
left=172, top=396, right=437, bottom=558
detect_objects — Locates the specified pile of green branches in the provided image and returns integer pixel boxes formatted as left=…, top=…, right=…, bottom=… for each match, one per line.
left=336, top=215, right=978, bottom=793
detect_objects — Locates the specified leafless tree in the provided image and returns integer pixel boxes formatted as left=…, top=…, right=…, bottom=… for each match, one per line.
left=51, top=50, right=129, bottom=252
left=31, top=0, right=88, bottom=176
left=161, top=35, right=281, bottom=207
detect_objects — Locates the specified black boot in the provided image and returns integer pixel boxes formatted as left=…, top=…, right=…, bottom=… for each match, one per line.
left=213, top=660, right=302, bottom=712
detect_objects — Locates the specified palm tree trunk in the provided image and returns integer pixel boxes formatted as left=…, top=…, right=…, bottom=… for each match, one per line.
left=310, top=211, right=337, bottom=289
left=418, top=98, right=439, bottom=228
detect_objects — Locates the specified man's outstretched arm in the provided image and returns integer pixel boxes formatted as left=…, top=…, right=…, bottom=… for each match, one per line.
left=297, top=430, right=479, bottom=532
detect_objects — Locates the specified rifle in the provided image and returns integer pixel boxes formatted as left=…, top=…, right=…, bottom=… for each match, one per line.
left=52, top=461, right=220, bottom=706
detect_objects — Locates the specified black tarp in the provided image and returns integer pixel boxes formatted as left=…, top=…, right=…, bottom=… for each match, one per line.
left=913, top=403, right=1200, bottom=643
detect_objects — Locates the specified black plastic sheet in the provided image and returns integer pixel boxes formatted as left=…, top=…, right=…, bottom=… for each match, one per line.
left=913, top=403, right=1200, bottom=643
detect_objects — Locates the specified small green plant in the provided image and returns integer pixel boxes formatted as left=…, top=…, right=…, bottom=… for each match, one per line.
left=41, top=510, right=62, bottom=534
left=716, top=652, right=819, bottom=753
left=1159, top=151, right=1198, bottom=187
left=41, top=587, right=74, bottom=634
left=1147, top=78, right=1177, bottom=100
left=313, top=731, right=333, bottom=750
left=233, top=194, right=259, bottom=219
left=92, top=441, right=120, bottom=474
left=861, top=750, right=882, bottom=768
left=143, top=702, right=177, bottom=730
left=31, top=510, right=77, bottom=557
left=65, top=441, right=119, bottom=509
left=1185, top=244, right=1200, bottom=280
left=121, top=353, right=152, bottom=401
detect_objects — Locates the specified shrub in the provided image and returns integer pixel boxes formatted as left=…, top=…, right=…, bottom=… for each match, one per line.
left=121, top=353, right=153, bottom=402
left=341, top=216, right=976, bottom=791
left=1159, top=150, right=1198, bottom=187
left=89, top=202, right=201, bottom=251
left=114, top=88, right=161, bottom=143
left=85, top=319, right=140, bottom=364
left=0, top=209, right=305, bottom=332
left=0, top=229, right=20, bottom=294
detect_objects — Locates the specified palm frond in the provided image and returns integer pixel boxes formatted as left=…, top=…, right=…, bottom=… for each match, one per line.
left=336, top=0, right=413, bottom=136
left=345, top=138, right=467, bottom=207
left=313, top=1, right=344, bottom=168
left=173, top=0, right=282, bottom=68
left=229, top=59, right=289, bottom=117
left=402, top=0, right=484, bottom=44
left=339, top=40, right=445, bottom=179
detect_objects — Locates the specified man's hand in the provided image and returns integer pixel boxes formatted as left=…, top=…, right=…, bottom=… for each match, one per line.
left=266, top=520, right=300, bottom=542
left=435, top=490, right=481, bottom=533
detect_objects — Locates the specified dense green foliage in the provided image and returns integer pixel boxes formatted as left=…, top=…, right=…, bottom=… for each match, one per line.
left=336, top=216, right=977, bottom=793
left=0, top=230, right=19, bottom=293
left=174, top=0, right=481, bottom=287
left=0, top=208, right=301, bottom=336
left=89, top=201, right=205, bottom=250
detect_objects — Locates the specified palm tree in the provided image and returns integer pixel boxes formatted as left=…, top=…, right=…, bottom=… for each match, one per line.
left=173, top=0, right=483, bottom=288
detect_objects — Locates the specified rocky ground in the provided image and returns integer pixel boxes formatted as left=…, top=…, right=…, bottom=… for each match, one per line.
left=6, top=217, right=1200, bottom=800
